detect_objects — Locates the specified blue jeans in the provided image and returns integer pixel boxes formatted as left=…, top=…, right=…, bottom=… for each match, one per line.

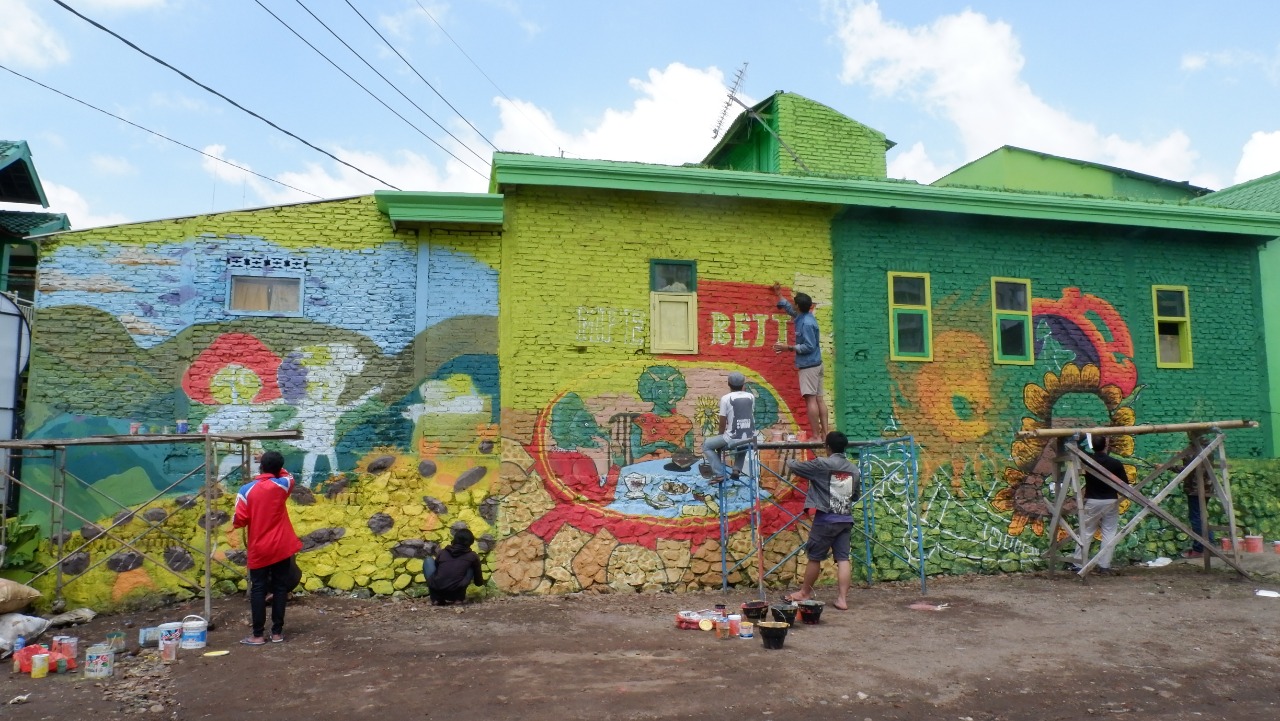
left=701, top=435, right=747, bottom=478
left=1187, top=494, right=1213, bottom=552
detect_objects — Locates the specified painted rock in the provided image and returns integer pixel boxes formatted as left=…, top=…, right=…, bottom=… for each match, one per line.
left=61, top=550, right=90, bottom=576
left=453, top=466, right=487, bottom=492
left=367, top=455, right=397, bottom=473
left=164, top=547, right=194, bottom=572
left=106, top=550, right=144, bottom=572
left=418, top=460, right=438, bottom=478
left=367, top=513, right=395, bottom=536
left=422, top=496, right=448, bottom=515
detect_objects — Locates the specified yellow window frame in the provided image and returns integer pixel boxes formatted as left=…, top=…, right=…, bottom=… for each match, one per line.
left=888, top=271, right=932, bottom=362
left=650, top=291, right=698, bottom=354
left=1152, top=285, right=1193, bottom=368
left=991, top=277, right=1033, bottom=365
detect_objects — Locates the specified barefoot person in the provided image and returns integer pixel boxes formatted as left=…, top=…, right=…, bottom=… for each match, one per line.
left=230, top=450, right=303, bottom=645
left=771, top=283, right=828, bottom=440
left=783, top=432, right=859, bottom=610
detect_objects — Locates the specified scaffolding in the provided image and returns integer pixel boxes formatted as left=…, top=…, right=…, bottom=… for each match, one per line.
left=0, top=430, right=301, bottom=620
left=1030, top=420, right=1256, bottom=579
left=717, top=435, right=925, bottom=596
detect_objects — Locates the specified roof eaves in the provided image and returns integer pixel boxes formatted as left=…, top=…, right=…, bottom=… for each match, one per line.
left=373, top=191, right=504, bottom=229
left=492, top=153, right=1280, bottom=238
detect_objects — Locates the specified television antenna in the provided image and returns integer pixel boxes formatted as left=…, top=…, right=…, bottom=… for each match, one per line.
left=711, top=62, right=749, bottom=139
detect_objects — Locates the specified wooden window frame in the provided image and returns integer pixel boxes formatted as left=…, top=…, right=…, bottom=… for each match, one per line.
left=649, top=259, right=698, bottom=354
left=991, top=277, right=1033, bottom=365
left=1152, top=285, right=1193, bottom=369
left=888, top=271, right=932, bottom=362
left=226, top=271, right=305, bottom=317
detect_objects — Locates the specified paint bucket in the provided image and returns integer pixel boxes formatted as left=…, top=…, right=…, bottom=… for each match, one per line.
left=158, top=622, right=183, bottom=650
left=106, top=631, right=126, bottom=651
left=1222, top=538, right=1233, bottom=552
left=757, top=621, right=789, bottom=650
left=1273, top=541, right=1280, bottom=555
left=139, top=627, right=161, bottom=647
left=770, top=603, right=798, bottom=626
left=160, top=637, right=178, bottom=663
left=84, top=645, right=113, bottom=678
left=738, top=621, right=754, bottom=639
left=30, top=654, right=49, bottom=678
left=129, top=421, right=141, bottom=435
left=714, top=618, right=732, bottom=640
left=797, top=600, right=825, bottom=625
left=1244, top=535, right=1265, bottom=553
left=180, top=615, right=208, bottom=649
left=61, top=636, right=78, bottom=659
left=176, top=419, right=189, bottom=434
left=741, top=600, right=769, bottom=622
left=728, top=614, right=742, bottom=636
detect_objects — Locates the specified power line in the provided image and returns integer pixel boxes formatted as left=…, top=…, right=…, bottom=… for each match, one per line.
left=341, top=0, right=498, bottom=152
left=252, top=0, right=486, bottom=180
left=412, top=0, right=565, bottom=154
left=52, top=0, right=401, bottom=191
left=291, top=0, right=491, bottom=167
left=0, top=63, right=323, bottom=200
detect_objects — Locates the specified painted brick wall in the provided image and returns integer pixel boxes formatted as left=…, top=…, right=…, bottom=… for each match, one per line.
left=831, top=210, right=1269, bottom=576
left=492, top=185, right=839, bottom=594
left=21, top=197, right=503, bottom=610
left=774, top=94, right=888, bottom=178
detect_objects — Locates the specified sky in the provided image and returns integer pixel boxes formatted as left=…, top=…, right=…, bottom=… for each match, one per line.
left=2, top=0, right=1279, bottom=230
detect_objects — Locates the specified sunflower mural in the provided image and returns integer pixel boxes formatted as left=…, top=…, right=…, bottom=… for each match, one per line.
left=994, top=363, right=1139, bottom=536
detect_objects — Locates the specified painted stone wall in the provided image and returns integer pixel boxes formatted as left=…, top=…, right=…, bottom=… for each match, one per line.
left=19, top=197, right=501, bottom=609
left=832, top=211, right=1270, bottom=578
left=492, top=186, right=838, bottom=593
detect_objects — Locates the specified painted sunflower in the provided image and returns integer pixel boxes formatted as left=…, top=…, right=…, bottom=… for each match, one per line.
left=993, top=363, right=1137, bottom=536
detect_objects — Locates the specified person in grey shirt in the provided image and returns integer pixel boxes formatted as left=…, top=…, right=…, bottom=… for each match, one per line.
left=783, top=431, right=859, bottom=610
left=701, top=371, right=755, bottom=482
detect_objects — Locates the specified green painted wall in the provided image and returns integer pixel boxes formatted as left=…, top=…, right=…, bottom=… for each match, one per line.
left=773, top=94, right=888, bottom=178
left=1263, top=242, right=1280, bottom=453
left=830, top=209, right=1269, bottom=576
left=935, top=147, right=1202, bottom=202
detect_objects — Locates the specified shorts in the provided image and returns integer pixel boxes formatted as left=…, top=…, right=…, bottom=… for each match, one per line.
left=806, top=521, right=853, bottom=562
left=798, top=364, right=824, bottom=397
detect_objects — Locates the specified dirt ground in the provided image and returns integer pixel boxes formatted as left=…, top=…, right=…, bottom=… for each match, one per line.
left=5, top=555, right=1280, bottom=721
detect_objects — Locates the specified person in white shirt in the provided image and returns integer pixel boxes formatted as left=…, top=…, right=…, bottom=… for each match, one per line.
left=701, top=371, right=755, bottom=482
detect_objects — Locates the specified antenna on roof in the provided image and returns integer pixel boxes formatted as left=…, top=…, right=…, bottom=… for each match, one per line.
left=711, top=62, right=749, bottom=139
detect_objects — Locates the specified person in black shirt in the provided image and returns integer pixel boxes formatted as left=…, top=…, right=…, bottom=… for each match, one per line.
left=1072, top=435, right=1129, bottom=574
left=427, top=528, right=485, bottom=605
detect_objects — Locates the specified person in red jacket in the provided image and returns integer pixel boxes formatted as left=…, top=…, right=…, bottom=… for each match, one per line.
left=230, top=451, right=303, bottom=645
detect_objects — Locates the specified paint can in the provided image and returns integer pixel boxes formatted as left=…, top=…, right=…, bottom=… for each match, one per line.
left=180, top=615, right=208, bottom=649
left=1244, top=535, right=1265, bottom=553
left=738, top=621, right=754, bottom=639
left=50, top=636, right=64, bottom=655
left=1222, top=538, right=1234, bottom=552
left=176, top=419, right=189, bottom=434
left=106, top=631, right=126, bottom=651
left=158, top=622, right=183, bottom=651
left=30, top=653, right=49, bottom=678
left=129, top=421, right=141, bottom=435
left=160, top=637, right=178, bottom=663
left=728, top=614, right=742, bottom=636
left=139, top=627, right=161, bottom=647
left=201, top=423, right=210, bottom=434
left=1273, top=541, right=1280, bottom=555
left=61, top=636, right=78, bottom=659
left=84, top=645, right=113, bottom=678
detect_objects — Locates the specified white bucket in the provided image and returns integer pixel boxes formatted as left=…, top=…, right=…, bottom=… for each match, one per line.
left=85, top=644, right=114, bottom=678
left=158, top=622, right=182, bottom=649
left=180, top=615, right=208, bottom=649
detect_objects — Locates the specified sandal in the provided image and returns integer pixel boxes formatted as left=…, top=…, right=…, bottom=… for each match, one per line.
left=270, top=634, right=285, bottom=643
left=781, top=592, right=808, bottom=603
left=239, top=637, right=267, bottom=646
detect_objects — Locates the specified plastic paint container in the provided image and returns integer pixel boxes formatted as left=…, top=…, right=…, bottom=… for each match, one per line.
left=738, top=621, right=754, bottom=639
left=176, top=419, right=189, bottom=434
left=106, top=631, right=126, bottom=651
left=85, top=645, right=113, bottom=678
left=1244, top=535, right=1265, bottom=553
left=180, top=615, right=208, bottom=649
left=139, top=627, right=161, bottom=647
left=158, top=622, right=183, bottom=650
left=160, top=637, right=178, bottom=663
left=30, top=654, right=49, bottom=679
left=728, top=614, right=742, bottom=636
left=61, top=636, right=78, bottom=659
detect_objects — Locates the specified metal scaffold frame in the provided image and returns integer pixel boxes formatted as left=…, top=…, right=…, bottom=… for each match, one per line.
left=0, top=430, right=301, bottom=619
left=1031, top=419, right=1256, bottom=580
left=717, top=435, right=924, bottom=596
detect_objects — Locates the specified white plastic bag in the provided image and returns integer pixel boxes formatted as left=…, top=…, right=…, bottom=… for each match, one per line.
left=0, top=613, right=50, bottom=653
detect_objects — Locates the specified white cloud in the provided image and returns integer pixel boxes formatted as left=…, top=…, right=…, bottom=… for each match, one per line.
left=199, top=143, right=487, bottom=206
left=380, top=1, right=448, bottom=42
left=1180, top=54, right=1208, bottom=71
left=493, top=62, right=737, bottom=165
left=886, top=142, right=943, bottom=183
left=76, top=0, right=167, bottom=9
left=829, top=1, right=1201, bottom=183
left=1234, top=130, right=1280, bottom=185
left=90, top=155, right=137, bottom=176
left=0, top=0, right=70, bottom=69
left=41, top=182, right=131, bottom=230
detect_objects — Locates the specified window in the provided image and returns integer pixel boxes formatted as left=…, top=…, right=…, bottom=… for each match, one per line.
left=228, top=274, right=303, bottom=315
left=649, top=260, right=697, bottom=354
left=1152, top=285, right=1192, bottom=368
left=888, top=272, right=932, bottom=361
left=991, top=277, right=1033, bottom=365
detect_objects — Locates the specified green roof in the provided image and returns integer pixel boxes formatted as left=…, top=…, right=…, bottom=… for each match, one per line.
left=491, top=152, right=1280, bottom=238
left=0, top=210, right=69, bottom=239
left=0, top=140, right=50, bottom=206
left=374, top=191, right=504, bottom=228
left=1193, top=170, right=1280, bottom=212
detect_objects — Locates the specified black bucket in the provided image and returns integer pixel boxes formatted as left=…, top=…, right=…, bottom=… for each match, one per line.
left=757, top=621, right=789, bottom=650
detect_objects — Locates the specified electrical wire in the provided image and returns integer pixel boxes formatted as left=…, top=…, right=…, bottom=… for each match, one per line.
left=291, top=0, right=490, bottom=167
left=51, top=0, right=401, bottom=190
left=0, top=63, right=323, bottom=200
left=340, top=0, right=498, bottom=152
left=411, top=0, right=567, bottom=155
left=252, top=0, right=486, bottom=180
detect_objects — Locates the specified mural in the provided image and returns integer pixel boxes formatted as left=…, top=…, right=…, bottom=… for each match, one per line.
left=18, top=213, right=503, bottom=608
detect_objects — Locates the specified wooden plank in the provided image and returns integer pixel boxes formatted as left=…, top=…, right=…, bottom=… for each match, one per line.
left=1017, top=420, right=1256, bottom=439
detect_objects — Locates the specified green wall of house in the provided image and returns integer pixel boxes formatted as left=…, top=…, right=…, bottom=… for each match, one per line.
left=830, top=209, right=1270, bottom=576
left=935, top=147, right=1203, bottom=202
left=1263, top=242, right=1280, bottom=454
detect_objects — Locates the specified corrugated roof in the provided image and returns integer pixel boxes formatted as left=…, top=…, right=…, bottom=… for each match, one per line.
left=1193, top=169, right=1280, bottom=212
left=0, top=210, right=69, bottom=238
